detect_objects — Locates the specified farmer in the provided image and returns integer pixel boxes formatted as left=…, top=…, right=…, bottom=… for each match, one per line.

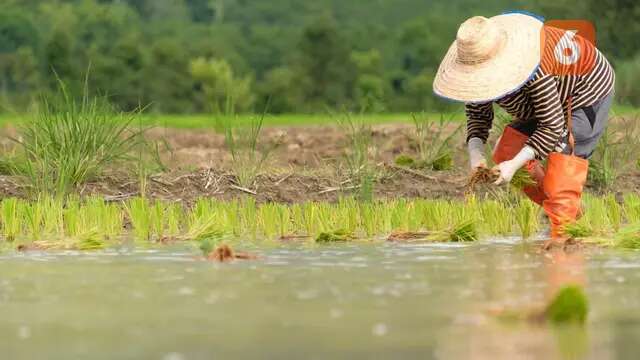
left=432, top=12, right=615, bottom=247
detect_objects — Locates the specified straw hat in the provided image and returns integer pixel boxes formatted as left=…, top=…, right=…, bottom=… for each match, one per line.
left=433, top=13, right=543, bottom=103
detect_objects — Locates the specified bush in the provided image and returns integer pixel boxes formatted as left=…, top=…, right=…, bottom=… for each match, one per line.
left=4, top=81, right=145, bottom=195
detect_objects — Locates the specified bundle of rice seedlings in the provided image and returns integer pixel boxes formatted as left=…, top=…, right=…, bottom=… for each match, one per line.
left=430, top=220, right=478, bottom=242
left=509, top=168, right=536, bottom=190
left=563, top=221, right=594, bottom=239
left=614, top=223, right=640, bottom=249
left=315, top=229, right=355, bottom=243
left=74, top=229, right=106, bottom=250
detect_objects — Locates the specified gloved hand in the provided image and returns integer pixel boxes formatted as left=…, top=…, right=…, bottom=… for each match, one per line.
left=467, top=137, right=487, bottom=171
left=493, top=145, right=536, bottom=185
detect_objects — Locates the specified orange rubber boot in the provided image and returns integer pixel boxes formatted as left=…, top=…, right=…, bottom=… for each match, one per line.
left=492, top=127, right=547, bottom=205
left=542, top=153, right=589, bottom=239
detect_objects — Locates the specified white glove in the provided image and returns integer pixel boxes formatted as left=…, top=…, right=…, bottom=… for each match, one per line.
left=493, top=146, right=536, bottom=185
left=467, top=137, right=487, bottom=170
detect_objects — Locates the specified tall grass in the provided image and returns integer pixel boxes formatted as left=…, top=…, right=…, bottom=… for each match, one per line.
left=588, top=116, right=640, bottom=190
left=337, top=113, right=376, bottom=202
left=218, top=110, right=279, bottom=189
left=4, top=80, right=145, bottom=195
left=410, top=112, right=462, bottom=171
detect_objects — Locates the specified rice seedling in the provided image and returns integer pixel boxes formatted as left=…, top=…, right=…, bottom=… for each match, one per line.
left=429, top=219, right=478, bottom=242
left=22, top=199, right=43, bottom=240
left=410, top=112, right=462, bottom=171
left=82, top=197, right=123, bottom=239
left=165, top=203, right=185, bottom=238
left=563, top=221, right=594, bottom=239
left=578, top=194, right=612, bottom=235
left=1, top=198, right=23, bottom=242
left=614, top=223, right=640, bottom=249
left=149, top=201, right=167, bottom=241
left=623, top=193, right=640, bottom=223
left=544, top=286, right=588, bottom=325
left=509, top=168, right=536, bottom=190
left=73, top=229, right=106, bottom=251
left=6, top=79, right=146, bottom=195
left=184, top=201, right=226, bottom=242
left=605, top=194, right=623, bottom=232
left=198, top=232, right=226, bottom=257
left=513, top=198, right=540, bottom=239
left=124, top=197, right=152, bottom=242
left=478, top=198, right=513, bottom=235
left=41, top=197, right=65, bottom=237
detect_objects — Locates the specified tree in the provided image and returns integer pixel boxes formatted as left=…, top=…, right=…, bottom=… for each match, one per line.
left=296, top=15, right=357, bottom=111
left=189, top=57, right=254, bottom=113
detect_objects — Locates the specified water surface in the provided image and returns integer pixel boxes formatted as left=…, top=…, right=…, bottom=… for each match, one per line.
left=0, top=239, right=639, bottom=359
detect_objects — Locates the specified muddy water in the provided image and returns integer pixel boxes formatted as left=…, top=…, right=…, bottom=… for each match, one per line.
left=0, top=240, right=639, bottom=359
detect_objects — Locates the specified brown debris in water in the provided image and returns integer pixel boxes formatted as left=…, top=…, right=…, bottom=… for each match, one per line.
left=279, top=234, right=312, bottom=241
left=387, top=231, right=430, bottom=242
left=207, top=244, right=258, bottom=262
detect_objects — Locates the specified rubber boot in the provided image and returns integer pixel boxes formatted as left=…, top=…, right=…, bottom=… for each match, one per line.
left=542, top=153, right=589, bottom=240
left=492, top=126, right=547, bottom=205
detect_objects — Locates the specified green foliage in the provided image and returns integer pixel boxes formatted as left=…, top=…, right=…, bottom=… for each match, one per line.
left=616, top=55, right=640, bottom=107
left=1, top=0, right=639, bottom=112
left=190, top=57, right=254, bottom=113
left=5, top=81, right=145, bottom=195
left=545, top=286, right=588, bottom=325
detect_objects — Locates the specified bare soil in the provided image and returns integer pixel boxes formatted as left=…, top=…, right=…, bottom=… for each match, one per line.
left=1, top=123, right=639, bottom=204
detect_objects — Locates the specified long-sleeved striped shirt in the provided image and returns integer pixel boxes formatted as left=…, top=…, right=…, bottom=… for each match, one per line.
left=465, top=28, right=615, bottom=159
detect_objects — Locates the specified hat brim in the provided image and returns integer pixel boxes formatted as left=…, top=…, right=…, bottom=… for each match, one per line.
left=433, top=13, right=543, bottom=103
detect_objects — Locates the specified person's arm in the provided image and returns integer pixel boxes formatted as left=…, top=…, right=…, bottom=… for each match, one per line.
left=465, top=102, right=494, bottom=170
left=493, top=75, right=564, bottom=184
left=526, top=75, right=565, bottom=159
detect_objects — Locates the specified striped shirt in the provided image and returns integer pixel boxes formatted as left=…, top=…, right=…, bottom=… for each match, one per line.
left=465, top=28, right=615, bottom=159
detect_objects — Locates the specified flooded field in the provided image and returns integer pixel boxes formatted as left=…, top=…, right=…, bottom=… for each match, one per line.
left=1, top=239, right=639, bottom=359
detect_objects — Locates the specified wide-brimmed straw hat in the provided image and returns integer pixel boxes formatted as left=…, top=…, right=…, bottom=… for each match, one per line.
left=433, top=12, right=543, bottom=103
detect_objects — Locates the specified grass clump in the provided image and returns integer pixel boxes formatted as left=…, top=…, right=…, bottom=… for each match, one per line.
left=410, top=112, right=461, bottom=171
left=544, top=286, right=588, bottom=325
left=394, top=154, right=415, bottom=167
left=218, top=110, right=280, bottom=189
left=337, top=113, right=377, bottom=202
left=4, top=80, right=145, bottom=195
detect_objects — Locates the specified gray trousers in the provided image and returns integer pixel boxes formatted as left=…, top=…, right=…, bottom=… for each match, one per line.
left=511, top=91, right=614, bottom=159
